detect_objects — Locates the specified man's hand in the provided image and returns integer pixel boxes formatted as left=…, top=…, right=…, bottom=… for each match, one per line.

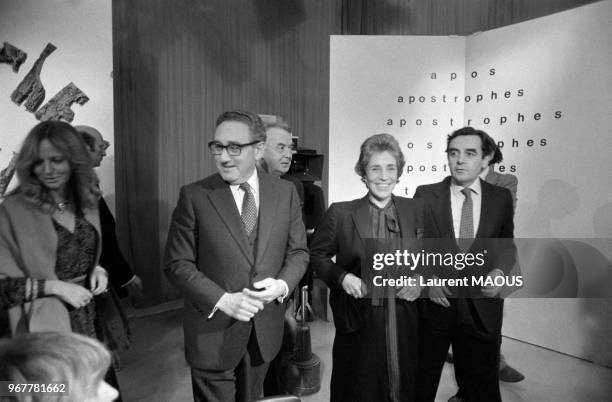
left=341, top=273, right=367, bottom=299
left=396, top=275, right=422, bottom=301
left=46, top=280, right=93, bottom=309
left=89, top=266, right=108, bottom=296
left=428, top=276, right=451, bottom=307
left=243, top=278, right=286, bottom=303
left=216, top=291, right=265, bottom=322
left=481, top=269, right=504, bottom=298
left=126, top=275, right=144, bottom=299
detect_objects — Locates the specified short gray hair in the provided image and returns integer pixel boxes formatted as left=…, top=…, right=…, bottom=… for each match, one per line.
left=354, top=133, right=405, bottom=178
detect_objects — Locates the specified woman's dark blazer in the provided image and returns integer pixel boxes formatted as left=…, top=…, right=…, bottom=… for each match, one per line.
left=309, top=195, right=424, bottom=334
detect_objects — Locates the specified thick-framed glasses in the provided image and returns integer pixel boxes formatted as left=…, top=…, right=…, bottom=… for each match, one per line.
left=208, top=140, right=260, bottom=156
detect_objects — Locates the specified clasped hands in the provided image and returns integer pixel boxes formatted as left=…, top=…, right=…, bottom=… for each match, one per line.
left=341, top=273, right=422, bottom=302
left=217, top=278, right=286, bottom=322
left=46, top=266, right=108, bottom=309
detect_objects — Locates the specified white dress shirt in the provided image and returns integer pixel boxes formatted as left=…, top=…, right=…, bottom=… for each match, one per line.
left=229, top=169, right=260, bottom=214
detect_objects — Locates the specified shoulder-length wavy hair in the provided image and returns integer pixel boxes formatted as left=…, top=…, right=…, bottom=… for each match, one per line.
left=0, top=332, right=112, bottom=402
left=354, top=133, right=406, bottom=179
left=14, top=121, right=100, bottom=213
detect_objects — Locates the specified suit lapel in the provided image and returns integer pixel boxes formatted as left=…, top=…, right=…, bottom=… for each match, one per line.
left=431, top=180, right=456, bottom=239
left=207, top=175, right=254, bottom=265
left=254, top=173, right=279, bottom=266
left=351, top=196, right=371, bottom=241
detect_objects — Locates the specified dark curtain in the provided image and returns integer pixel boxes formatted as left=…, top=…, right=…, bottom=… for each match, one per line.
left=113, top=0, right=595, bottom=304
left=341, top=0, right=598, bottom=35
left=113, top=0, right=341, bottom=303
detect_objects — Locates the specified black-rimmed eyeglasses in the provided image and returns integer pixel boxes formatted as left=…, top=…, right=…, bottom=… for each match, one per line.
left=208, top=140, right=260, bottom=156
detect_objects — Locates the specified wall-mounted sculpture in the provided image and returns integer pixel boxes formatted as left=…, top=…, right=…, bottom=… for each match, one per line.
left=11, top=43, right=56, bottom=112
left=0, top=152, right=17, bottom=196
left=35, top=82, right=89, bottom=122
left=0, top=42, right=27, bottom=73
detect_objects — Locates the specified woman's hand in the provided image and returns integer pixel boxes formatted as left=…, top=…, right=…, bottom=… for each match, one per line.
left=89, top=266, right=109, bottom=296
left=45, top=280, right=93, bottom=309
left=341, top=273, right=367, bottom=298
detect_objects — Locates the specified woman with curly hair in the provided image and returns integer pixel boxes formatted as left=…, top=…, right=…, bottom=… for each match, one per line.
left=0, top=120, right=108, bottom=337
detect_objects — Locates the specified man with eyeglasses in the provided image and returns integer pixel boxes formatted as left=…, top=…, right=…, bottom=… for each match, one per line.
left=164, top=110, right=308, bottom=402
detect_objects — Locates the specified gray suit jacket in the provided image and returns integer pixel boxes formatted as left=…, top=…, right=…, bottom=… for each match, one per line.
left=164, top=170, right=308, bottom=370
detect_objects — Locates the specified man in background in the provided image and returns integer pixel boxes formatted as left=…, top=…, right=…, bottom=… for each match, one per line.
left=258, top=115, right=304, bottom=204
left=75, top=125, right=143, bottom=298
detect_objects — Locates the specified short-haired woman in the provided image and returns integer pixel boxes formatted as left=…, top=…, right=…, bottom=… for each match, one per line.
left=310, top=133, right=424, bottom=401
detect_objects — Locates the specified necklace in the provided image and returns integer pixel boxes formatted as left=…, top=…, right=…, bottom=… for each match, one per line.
left=56, top=201, right=70, bottom=213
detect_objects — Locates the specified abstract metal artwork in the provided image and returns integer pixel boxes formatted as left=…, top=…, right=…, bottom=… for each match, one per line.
left=35, top=82, right=90, bottom=122
left=0, top=42, right=27, bottom=72
left=10, top=43, right=56, bottom=112
left=0, top=152, right=17, bottom=196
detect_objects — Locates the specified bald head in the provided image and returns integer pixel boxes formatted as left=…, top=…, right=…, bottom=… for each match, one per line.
left=75, top=125, right=109, bottom=167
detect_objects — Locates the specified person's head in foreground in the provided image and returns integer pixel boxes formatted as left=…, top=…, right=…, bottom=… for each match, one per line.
left=0, top=332, right=118, bottom=402
left=355, top=133, right=405, bottom=208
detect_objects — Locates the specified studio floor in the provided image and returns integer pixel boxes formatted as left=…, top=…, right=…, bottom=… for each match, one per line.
left=117, top=302, right=612, bottom=402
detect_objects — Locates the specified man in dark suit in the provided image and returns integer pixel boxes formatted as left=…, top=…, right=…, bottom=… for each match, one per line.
left=164, top=110, right=308, bottom=402
left=447, top=145, right=523, bottom=401
left=415, top=127, right=516, bottom=402
left=75, top=125, right=142, bottom=297
left=257, top=114, right=305, bottom=212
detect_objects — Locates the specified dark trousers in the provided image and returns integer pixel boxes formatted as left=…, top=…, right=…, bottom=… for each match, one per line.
left=331, top=300, right=419, bottom=402
left=105, top=365, right=122, bottom=402
left=191, top=330, right=270, bottom=402
left=416, top=299, right=502, bottom=402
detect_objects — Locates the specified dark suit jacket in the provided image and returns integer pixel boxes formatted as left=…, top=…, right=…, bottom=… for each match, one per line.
left=164, top=171, right=308, bottom=370
left=485, top=170, right=517, bottom=212
left=309, top=195, right=424, bottom=334
left=98, top=198, right=135, bottom=295
left=414, top=177, right=515, bottom=333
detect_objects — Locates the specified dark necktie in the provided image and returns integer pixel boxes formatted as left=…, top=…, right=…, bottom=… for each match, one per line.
left=239, top=182, right=257, bottom=235
left=459, top=187, right=474, bottom=252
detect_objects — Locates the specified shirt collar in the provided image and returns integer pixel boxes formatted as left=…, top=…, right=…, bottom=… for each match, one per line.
left=230, top=168, right=259, bottom=196
left=450, top=177, right=481, bottom=197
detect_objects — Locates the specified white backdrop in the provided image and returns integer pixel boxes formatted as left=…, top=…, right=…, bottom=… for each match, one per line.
left=329, top=1, right=612, bottom=365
